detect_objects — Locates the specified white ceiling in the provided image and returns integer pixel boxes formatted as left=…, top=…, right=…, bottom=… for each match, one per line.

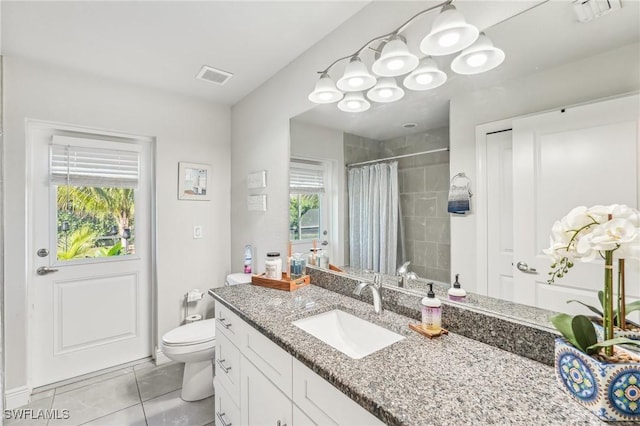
left=1, top=1, right=369, bottom=105
left=296, top=0, right=640, bottom=140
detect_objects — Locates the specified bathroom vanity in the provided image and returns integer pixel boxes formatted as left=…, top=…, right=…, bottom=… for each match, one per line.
left=209, top=283, right=601, bottom=425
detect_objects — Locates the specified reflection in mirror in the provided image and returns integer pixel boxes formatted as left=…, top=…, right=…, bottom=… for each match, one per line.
left=290, top=0, right=640, bottom=312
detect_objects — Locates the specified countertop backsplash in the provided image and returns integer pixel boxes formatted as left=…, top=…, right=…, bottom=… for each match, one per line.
left=306, top=266, right=559, bottom=366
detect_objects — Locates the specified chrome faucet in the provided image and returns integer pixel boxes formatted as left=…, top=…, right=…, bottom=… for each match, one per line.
left=397, top=261, right=418, bottom=288
left=353, top=273, right=384, bottom=314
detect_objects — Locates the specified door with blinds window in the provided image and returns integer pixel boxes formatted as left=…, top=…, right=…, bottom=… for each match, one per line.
left=29, top=123, right=152, bottom=387
left=289, top=159, right=332, bottom=262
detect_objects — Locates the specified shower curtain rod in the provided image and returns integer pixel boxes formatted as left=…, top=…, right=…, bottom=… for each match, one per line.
left=346, top=147, right=450, bottom=168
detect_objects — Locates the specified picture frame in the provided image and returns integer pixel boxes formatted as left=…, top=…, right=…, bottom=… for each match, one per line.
left=178, top=162, right=211, bottom=201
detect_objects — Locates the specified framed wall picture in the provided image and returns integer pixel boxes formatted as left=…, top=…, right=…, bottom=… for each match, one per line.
left=178, top=162, right=211, bottom=200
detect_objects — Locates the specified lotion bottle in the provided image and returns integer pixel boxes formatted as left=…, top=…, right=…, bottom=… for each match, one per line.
left=421, top=283, right=442, bottom=331
left=448, top=274, right=467, bottom=301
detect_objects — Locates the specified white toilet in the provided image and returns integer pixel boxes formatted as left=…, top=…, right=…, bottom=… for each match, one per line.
left=160, top=273, right=252, bottom=401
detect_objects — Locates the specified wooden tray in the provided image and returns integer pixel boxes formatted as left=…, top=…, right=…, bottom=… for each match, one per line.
left=328, top=264, right=344, bottom=272
left=409, top=323, right=449, bottom=339
left=251, top=273, right=310, bottom=291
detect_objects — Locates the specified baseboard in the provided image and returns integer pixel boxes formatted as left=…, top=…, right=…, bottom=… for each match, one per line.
left=5, top=386, right=31, bottom=410
left=154, top=348, right=171, bottom=366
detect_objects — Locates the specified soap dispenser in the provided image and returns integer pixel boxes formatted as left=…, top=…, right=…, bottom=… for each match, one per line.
left=448, top=274, right=467, bottom=301
left=421, top=283, right=442, bottom=331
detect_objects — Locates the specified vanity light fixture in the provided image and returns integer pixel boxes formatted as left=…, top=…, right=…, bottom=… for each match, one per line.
left=367, top=77, right=405, bottom=103
left=308, top=0, right=503, bottom=112
left=403, top=57, right=447, bottom=91
left=450, top=32, right=505, bottom=75
left=371, top=35, right=419, bottom=77
left=338, top=92, right=371, bottom=113
left=337, top=56, right=377, bottom=92
left=419, top=4, right=479, bottom=56
left=308, top=72, right=344, bottom=103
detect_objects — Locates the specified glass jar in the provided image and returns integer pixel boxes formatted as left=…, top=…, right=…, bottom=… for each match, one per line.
left=307, top=248, right=318, bottom=266
left=290, top=253, right=305, bottom=278
left=265, top=252, right=282, bottom=279
left=317, top=249, right=329, bottom=269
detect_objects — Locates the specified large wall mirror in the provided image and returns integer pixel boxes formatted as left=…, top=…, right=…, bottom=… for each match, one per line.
left=289, top=0, right=640, bottom=320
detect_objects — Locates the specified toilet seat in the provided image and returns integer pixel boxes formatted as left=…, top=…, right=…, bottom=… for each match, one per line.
left=162, top=318, right=215, bottom=347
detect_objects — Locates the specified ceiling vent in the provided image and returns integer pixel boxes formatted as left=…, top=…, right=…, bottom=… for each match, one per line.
left=196, top=65, right=233, bottom=86
left=573, top=0, right=621, bottom=22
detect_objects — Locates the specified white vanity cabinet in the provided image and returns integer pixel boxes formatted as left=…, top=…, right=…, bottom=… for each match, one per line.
left=213, top=300, right=383, bottom=426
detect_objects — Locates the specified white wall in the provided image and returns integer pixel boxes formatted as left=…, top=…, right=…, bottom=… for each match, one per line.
left=290, top=119, right=346, bottom=265
left=449, top=43, right=640, bottom=294
left=3, top=57, right=230, bottom=393
left=230, top=2, right=428, bottom=273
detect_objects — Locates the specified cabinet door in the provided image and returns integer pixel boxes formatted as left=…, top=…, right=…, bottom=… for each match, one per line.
left=292, top=404, right=315, bottom=426
left=241, top=355, right=291, bottom=426
left=292, top=358, right=384, bottom=426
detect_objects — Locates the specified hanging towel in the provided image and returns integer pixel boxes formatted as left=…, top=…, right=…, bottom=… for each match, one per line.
left=447, top=173, right=472, bottom=214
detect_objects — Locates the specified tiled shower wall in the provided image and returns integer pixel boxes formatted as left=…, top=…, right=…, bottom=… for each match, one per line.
left=344, top=127, right=451, bottom=283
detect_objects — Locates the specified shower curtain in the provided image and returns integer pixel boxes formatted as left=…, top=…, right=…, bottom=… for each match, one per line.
left=348, top=161, right=401, bottom=275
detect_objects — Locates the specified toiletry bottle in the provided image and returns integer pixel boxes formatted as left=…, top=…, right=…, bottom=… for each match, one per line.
left=421, top=283, right=442, bottom=331
left=448, top=274, right=467, bottom=301
left=243, top=245, right=252, bottom=274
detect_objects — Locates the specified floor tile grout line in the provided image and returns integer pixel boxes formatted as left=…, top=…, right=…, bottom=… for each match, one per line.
left=53, top=368, right=134, bottom=397
left=75, top=402, right=142, bottom=426
left=133, top=367, right=149, bottom=425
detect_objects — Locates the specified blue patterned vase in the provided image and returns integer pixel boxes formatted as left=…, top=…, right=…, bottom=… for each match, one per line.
left=555, top=338, right=640, bottom=421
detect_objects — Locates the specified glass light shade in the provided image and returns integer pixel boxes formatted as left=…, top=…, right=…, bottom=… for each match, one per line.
left=308, top=73, right=343, bottom=104
left=371, top=36, right=419, bottom=77
left=337, top=57, right=377, bottom=92
left=366, top=77, right=405, bottom=103
left=337, top=92, right=371, bottom=113
left=420, top=5, right=479, bottom=56
left=450, top=33, right=505, bottom=75
left=403, top=57, right=447, bottom=91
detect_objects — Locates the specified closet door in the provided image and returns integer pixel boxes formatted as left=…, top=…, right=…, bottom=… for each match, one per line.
left=511, top=94, right=639, bottom=313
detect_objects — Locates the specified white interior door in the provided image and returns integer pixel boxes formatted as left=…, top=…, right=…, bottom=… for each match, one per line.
left=511, top=94, right=640, bottom=313
left=28, top=122, right=152, bottom=388
left=486, top=130, right=514, bottom=300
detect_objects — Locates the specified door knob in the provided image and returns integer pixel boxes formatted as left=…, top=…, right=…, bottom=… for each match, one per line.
left=37, top=267, right=59, bottom=275
left=516, top=261, right=537, bottom=274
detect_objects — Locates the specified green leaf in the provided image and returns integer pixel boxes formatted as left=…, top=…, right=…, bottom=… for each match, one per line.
left=550, top=313, right=584, bottom=351
left=625, top=300, right=640, bottom=316
left=567, top=299, right=603, bottom=317
left=572, top=315, right=598, bottom=353
left=586, top=337, right=640, bottom=355
left=598, top=290, right=605, bottom=311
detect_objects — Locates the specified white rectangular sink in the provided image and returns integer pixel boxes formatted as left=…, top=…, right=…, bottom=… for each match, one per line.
left=292, top=309, right=405, bottom=359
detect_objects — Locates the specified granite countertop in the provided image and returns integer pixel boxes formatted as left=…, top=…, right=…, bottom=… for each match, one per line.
left=210, top=283, right=602, bottom=426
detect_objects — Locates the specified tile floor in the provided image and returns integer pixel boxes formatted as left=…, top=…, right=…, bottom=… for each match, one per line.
left=6, top=361, right=214, bottom=426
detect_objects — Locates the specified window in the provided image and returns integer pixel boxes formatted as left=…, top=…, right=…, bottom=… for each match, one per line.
left=289, top=160, right=325, bottom=242
left=50, top=136, right=139, bottom=261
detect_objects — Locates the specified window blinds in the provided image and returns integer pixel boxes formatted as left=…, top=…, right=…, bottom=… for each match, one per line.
left=50, top=137, right=140, bottom=189
left=290, top=161, right=325, bottom=194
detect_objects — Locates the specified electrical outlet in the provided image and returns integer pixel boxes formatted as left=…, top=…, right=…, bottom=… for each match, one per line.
left=193, top=225, right=203, bottom=239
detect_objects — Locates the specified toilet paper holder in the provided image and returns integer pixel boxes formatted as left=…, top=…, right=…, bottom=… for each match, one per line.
left=183, top=289, right=204, bottom=324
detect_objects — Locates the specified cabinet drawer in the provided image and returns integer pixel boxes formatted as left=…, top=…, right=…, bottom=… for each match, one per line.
left=292, top=358, right=384, bottom=426
left=214, top=377, right=240, bottom=426
left=215, top=330, right=240, bottom=405
left=215, top=301, right=244, bottom=347
left=242, top=323, right=292, bottom=398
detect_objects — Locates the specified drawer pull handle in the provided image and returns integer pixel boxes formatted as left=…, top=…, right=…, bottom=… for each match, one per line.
left=216, top=411, right=232, bottom=426
left=217, top=317, right=232, bottom=329
left=276, top=421, right=286, bottom=426
left=216, top=358, right=231, bottom=373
